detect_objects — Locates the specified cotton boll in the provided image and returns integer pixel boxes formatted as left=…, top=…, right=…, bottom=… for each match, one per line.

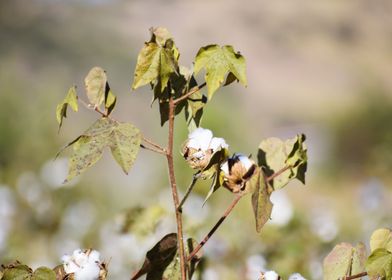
left=288, top=273, right=307, bottom=280
left=221, top=161, right=229, bottom=175
left=237, top=154, right=253, bottom=170
left=188, top=128, right=213, bottom=151
left=209, top=137, right=228, bottom=152
left=74, top=262, right=100, bottom=280
left=263, top=270, right=280, bottom=280
left=88, top=250, right=100, bottom=263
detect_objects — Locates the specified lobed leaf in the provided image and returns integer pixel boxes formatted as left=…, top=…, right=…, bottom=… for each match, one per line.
left=257, top=134, right=307, bottom=190
left=132, top=27, right=179, bottom=92
left=194, top=44, right=247, bottom=99
left=366, top=248, right=392, bottom=280
left=64, top=118, right=141, bottom=182
left=251, top=168, right=273, bottom=232
left=56, top=86, right=78, bottom=130
left=85, top=67, right=107, bottom=107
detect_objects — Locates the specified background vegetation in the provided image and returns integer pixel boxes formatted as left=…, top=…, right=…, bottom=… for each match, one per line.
left=0, top=0, right=391, bottom=279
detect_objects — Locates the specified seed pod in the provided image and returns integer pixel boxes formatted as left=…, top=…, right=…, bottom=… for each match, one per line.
left=221, top=154, right=257, bottom=193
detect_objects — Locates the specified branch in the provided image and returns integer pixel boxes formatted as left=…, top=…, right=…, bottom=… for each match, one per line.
left=173, top=82, right=206, bottom=105
left=79, top=98, right=110, bottom=118
left=187, top=194, right=243, bottom=262
left=343, top=272, right=368, bottom=280
left=140, top=144, right=166, bottom=155
left=266, top=165, right=291, bottom=182
left=142, top=136, right=166, bottom=152
left=166, top=96, right=187, bottom=279
left=177, top=173, right=200, bottom=212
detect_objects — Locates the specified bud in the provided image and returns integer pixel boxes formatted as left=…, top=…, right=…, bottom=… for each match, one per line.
left=182, top=128, right=228, bottom=170
left=220, top=153, right=257, bottom=193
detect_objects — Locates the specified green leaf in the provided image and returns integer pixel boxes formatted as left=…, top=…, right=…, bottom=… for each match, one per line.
left=257, top=134, right=307, bottom=190
left=251, top=168, right=273, bottom=232
left=366, top=248, right=392, bottom=279
left=194, top=45, right=247, bottom=99
left=370, top=228, right=392, bottom=253
left=1, top=264, right=32, bottom=280
left=56, top=86, right=78, bottom=130
left=132, top=28, right=179, bottom=92
left=323, top=243, right=354, bottom=280
left=84, top=67, right=107, bottom=107
left=31, top=267, right=56, bottom=280
left=110, top=122, right=142, bottom=174
left=64, top=118, right=141, bottom=182
left=105, top=88, right=116, bottom=116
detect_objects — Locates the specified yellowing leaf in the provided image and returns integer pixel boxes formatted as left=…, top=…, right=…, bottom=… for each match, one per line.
left=132, top=28, right=179, bottom=92
left=370, top=228, right=392, bottom=253
left=85, top=66, right=107, bottom=107
left=323, top=243, right=353, bottom=280
left=56, top=86, right=78, bottom=130
left=366, top=248, right=392, bottom=279
left=110, top=123, right=142, bottom=174
left=1, top=264, right=32, bottom=280
left=258, top=134, right=307, bottom=190
left=251, top=168, right=273, bottom=232
left=194, top=45, right=247, bottom=99
left=66, top=135, right=105, bottom=182
left=64, top=118, right=141, bottom=182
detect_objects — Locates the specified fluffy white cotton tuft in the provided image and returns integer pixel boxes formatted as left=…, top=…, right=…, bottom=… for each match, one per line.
left=288, top=273, right=307, bottom=280
left=264, top=270, right=280, bottom=280
left=187, top=128, right=228, bottom=152
left=62, top=249, right=101, bottom=280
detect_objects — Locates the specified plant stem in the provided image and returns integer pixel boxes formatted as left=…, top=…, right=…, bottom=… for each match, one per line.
left=142, top=136, right=166, bottom=152
left=140, top=144, right=166, bottom=155
left=343, top=272, right=367, bottom=280
left=266, top=165, right=291, bottom=182
left=166, top=96, right=187, bottom=280
left=177, top=173, right=200, bottom=212
left=187, top=194, right=243, bottom=262
left=173, top=82, right=207, bottom=105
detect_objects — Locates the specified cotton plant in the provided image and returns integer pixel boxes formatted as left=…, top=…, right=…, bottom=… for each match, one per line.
left=1, top=27, right=316, bottom=280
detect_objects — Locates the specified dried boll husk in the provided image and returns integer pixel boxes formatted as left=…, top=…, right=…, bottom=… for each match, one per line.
left=221, top=154, right=257, bottom=193
left=182, top=144, right=214, bottom=170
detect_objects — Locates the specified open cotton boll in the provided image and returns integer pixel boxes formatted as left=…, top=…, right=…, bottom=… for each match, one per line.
left=209, top=137, right=228, bottom=152
left=288, top=273, right=307, bottom=280
left=221, top=161, right=229, bottom=175
left=236, top=154, right=254, bottom=170
left=62, top=249, right=102, bottom=279
left=188, top=128, right=213, bottom=151
left=74, top=262, right=100, bottom=280
left=263, top=270, right=280, bottom=280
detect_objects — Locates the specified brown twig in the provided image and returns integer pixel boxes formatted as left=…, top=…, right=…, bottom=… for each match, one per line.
left=166, top=96, right=187, bottom=279
left=173, top=82, right=207, bottom=105
left=140, top=144, right=166, bottom=155
left=177, top=173, right=200, bottom=212
left=187, top=194, right=243, bottom=262
left=343, top=272, right=368, bottom=280
left=142, top=136, right=166, bottom=153
left=266, top=165, right=291, bottom=182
